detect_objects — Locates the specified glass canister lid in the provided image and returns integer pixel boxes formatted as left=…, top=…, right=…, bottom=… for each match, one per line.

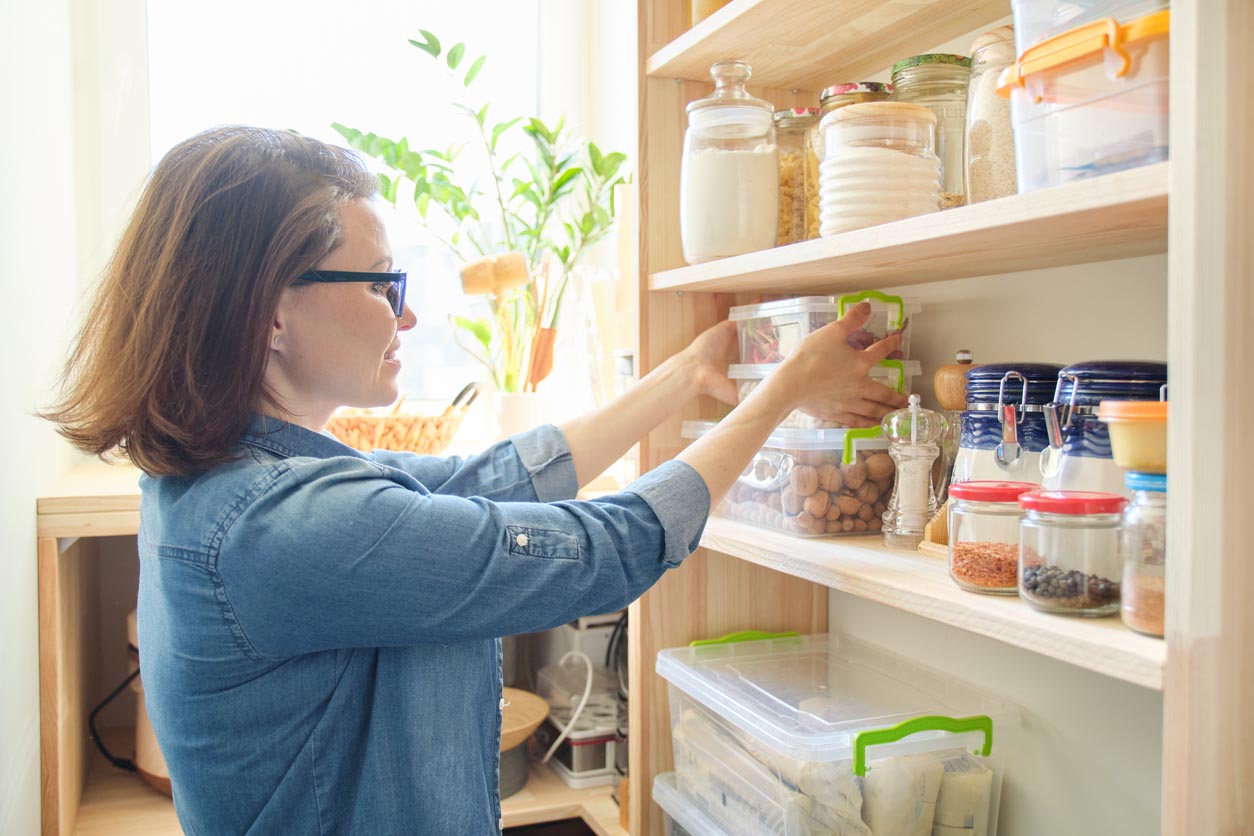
left=965, top=363, right=1063, bottom=406
left=891, top=53, right=972, bottom=76
left=820, top=81, right=892, bottom=103
left=688, top=60, right=773, bottom=114
left=774, top=107, right=819, bottom=128
left=1055, top=361, right=1168, bottom=405
left=882, top=394, right=946, bottom=445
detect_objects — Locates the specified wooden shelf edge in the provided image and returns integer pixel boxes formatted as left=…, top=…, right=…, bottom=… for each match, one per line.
left=699, top=516, right=1166, bottom=690
left=650, top=162, right=1169, bottom=295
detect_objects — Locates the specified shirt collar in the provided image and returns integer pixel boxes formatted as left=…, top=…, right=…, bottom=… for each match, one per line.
left=237, top=413, right=370, bottom=461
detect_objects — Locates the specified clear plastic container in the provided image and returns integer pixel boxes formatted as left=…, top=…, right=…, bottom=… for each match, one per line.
left=948, top=481, right=1038, bottom=594
left=681, top=61, right=778, bottom=264
left=1121, top=471, right=1166, bottom=637
left=728, top=294, right=919, bottom=364
left=654, top=772, right=728, bottom=836
left=730, top=360, right=921, bottom=429
left=805, top=83, right=892, bottom=240
left=818, top=102, right=940, bottom=236
left=965, top=26, right=1017, bottom=203
left=1010, top=0, right=1168, bottom=54
left=1018, top=490, right=1127, bottom=615
left=891, top=54, right=972, bottom=208
left=681, top=421, right=894, bottom=537
left=657, top=633, right=1010, bottom=836
left=999, top=9, right=1170, bottom=193
left=776, top=108, right=819, bottom=246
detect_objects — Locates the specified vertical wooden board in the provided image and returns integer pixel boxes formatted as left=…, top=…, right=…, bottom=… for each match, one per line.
left=38, top=537, right=63, bottom=836
left=1163, top=1, right=1254, bottom=833
left=627, top=550, right=826, bottom=835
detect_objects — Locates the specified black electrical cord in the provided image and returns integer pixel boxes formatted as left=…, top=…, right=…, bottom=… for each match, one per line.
left=88, top=668, right=141, bottom=772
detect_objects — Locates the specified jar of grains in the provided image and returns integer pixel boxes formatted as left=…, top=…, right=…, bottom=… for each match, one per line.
left=1120, top=471, right=1166, bottom=637
left=891, top=54, right=972, bottom=208
left=775, top=108, right=818, bottom=245
left=680, top=60, right=778, bottom=264
left=805, top=83, right=891, bottom=239
left=1018, top=491, right=1127, bottom=616
left=965, top=26, right=1018, bottom=202
left=818, top=102, right=940, bottom=236
left=948, top=481, right=1038, bottom=594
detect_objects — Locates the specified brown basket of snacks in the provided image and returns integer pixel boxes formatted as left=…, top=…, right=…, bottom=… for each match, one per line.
left=326, top=383, right=479, bottom=455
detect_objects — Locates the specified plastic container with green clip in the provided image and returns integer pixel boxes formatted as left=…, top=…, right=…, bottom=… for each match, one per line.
left=728, top=359, right=922, bottom=429
left=837, top=290, right=917, bottom=360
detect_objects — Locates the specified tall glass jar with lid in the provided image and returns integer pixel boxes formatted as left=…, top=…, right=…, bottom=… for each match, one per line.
left=892, top=54, right=973, bottom=208
left=775, top=108, right=818, bottom=245
left=805, top=83, right=891, bottom=239
left=966, top=26, right=1018, bottom=202
left=680, top=61, right=778, bottom=264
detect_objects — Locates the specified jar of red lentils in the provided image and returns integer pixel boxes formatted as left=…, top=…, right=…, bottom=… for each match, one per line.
left=948, top=481, right=1037, bottom=594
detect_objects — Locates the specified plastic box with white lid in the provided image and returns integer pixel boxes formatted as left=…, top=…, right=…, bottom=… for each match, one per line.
left=658, top=633, right=1012, bottom=836
left=682, top=421, right=895, bottom=537
left=1009, top=0, right=1168, bottom=53
left=731, top=359, right=923, bottom=429
left=729, top=292, right=920, bottom=365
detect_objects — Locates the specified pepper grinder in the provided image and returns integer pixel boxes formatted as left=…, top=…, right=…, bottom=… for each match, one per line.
left=881, top=394, right=946, bottom=549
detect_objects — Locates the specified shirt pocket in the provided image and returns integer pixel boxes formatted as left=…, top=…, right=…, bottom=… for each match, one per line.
left=504, top=525, right=581, bottom=561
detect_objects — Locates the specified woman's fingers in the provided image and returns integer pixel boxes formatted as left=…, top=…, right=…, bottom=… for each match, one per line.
left=829, top=413, right=880, bottom=429
left=861, top=378, right=909, bottom=409
left=861, top=332, right=903, bottom=365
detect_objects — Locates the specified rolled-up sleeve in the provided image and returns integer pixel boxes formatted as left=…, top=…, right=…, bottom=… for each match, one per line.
left=368, top=424, right=578, bottom=502
left=215, top=453, right=709, bottom=657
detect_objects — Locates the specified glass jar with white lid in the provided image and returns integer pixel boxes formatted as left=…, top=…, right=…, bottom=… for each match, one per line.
left=680, top=60, right=778, bottom=264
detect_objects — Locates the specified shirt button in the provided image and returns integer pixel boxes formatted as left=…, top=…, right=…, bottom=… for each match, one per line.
left=499, top=698, right=506, bottom=710
left=515, top=533, right=529, bottom=548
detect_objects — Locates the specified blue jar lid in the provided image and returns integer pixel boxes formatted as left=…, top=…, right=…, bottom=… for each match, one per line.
left=1126, top=471, right=1167, bottom=492
left=1056, top=361, right=1167, bottom=405
left=964, top=363, right=1063, bottom=405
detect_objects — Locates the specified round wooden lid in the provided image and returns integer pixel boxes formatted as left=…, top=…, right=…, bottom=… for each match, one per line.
left=500, top=687, right=550, bottom=752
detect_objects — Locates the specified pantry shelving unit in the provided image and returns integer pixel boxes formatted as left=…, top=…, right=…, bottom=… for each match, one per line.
left=628, top=2, right=1251, bottom=836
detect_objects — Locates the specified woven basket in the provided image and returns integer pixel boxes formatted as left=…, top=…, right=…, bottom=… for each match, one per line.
left=326, top=384, right=479, bottom=455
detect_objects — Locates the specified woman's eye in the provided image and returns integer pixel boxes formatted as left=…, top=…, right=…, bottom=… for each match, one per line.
left=370, top=281, right=390, bottom=295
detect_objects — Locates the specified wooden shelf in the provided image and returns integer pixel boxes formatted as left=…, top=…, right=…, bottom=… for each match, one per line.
left=73, top=728, right=625, bottom=835
left=647, top=0, right=1009, bottom=89
left=699, top=515, right=1166, bottom=690
left=649, top=162, right=1168, bottom=295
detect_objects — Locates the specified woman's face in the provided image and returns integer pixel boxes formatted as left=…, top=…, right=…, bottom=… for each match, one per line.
left=266, top=198, right=416, bottom=428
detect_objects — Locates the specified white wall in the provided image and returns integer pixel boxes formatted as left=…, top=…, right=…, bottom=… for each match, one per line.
left=0, top=2, right=80, bottom=831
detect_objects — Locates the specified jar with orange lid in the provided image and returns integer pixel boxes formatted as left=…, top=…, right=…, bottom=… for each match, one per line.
left=804, top=83, right=891, bottom=239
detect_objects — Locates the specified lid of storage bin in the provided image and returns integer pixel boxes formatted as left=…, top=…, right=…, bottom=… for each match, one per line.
left=998, top=9, right=1170, bottom=95
left=964, top=363, right=1062, bottom=405
left=652, top=773, right=728, bottom=836
left=681, top=420, right=888, bottom=454
left=656, top=633, right=1009, bottom=763
left=1126, top=471, right=1167, bottom=492
left=949, top=481, right=1039, bottom=503
left=1018, top=490, right=1127, bottom=515
left=728, top=296, right=839, bottom=321
left=729, top=360, right=922, bottom=381
left=1056, top=361, right=1167, bottom=405
left=1097, top=399, right=1168, bottom=421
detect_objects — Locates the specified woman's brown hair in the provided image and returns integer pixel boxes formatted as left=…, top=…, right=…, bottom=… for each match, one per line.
left=43, top=125, right=378, bottom=477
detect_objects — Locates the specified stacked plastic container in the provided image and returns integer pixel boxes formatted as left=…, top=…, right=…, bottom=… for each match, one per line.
left=1000, top=0, right=1170, bottom=192
left=654, top=633, right=1012, bottom=836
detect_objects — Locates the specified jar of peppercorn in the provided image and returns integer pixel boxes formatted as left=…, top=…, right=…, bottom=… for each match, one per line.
left=948, top=481, right=1038, bottom=594
left=1017, top=491, right=1127, bottom=616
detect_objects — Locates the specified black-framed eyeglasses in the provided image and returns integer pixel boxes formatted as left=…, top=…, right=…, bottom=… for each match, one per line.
left=296, top=269, right=408, bottom=317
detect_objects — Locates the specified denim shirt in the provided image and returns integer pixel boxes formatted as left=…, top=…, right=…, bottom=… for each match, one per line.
left=137, top=414, right=709, bottom=836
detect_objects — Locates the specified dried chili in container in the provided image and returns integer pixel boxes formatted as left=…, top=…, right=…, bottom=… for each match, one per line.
left=948, top=481, right=1038, bottom=594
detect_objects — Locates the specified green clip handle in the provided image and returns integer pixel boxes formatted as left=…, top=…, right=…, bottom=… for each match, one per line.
left=690, top=630, right=800, bottom=647
left=842, top=427, right=883, bottom=465
left=853, top=715, right=993, bottom=777
left=876, top=359, right=906, bottom=394
left=837, top=290, right=905, bottom=329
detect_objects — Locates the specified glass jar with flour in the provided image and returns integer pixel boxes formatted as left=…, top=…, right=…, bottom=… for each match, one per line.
left=681, top=61, right=778, bottom=264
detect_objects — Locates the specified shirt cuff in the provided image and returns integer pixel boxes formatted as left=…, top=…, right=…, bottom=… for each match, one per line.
left=509, top=424, right=580, bottom=502
left=625, top=460, right=711, bottom=567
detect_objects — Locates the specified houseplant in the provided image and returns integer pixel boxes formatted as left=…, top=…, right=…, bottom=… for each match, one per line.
left=332, top=30, right=629, bottom=408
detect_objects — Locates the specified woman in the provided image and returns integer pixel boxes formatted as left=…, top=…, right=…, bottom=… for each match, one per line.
left=46, top=126, right=904, bottom=835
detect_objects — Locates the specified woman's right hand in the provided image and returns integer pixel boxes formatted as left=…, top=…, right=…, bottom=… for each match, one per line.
left=771, top=301, right=908, bottom=428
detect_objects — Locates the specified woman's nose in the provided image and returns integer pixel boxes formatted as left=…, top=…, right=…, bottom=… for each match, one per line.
left=398, top=303, right=417, bottom=331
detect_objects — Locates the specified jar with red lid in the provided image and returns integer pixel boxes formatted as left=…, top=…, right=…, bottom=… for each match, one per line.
left=1018, top=491, right=1127, bottom=616
left=948, top=481, right=1038, bottom=594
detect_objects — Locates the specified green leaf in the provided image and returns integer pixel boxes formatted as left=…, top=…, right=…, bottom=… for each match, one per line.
left=409, top=30, right=441, bottom=58
left=477, top=104, right=489, bottom=127
left=599, top=151, right=627, bottom=179
left=453, top=315, right=493, bottom=355
left=551, top=167, right=582, bottom=196
left=446, top=42, right=465, bottom=69
left=415, top=191, right=431, bottom=218
left=588, top=142, right=603, bottom=173
left=463, top=54, right=486, bottom=86
left=491, top=118, right=523, bottom=152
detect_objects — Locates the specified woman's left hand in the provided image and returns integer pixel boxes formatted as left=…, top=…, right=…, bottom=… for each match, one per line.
left=683, top=320, right=739, bottom=406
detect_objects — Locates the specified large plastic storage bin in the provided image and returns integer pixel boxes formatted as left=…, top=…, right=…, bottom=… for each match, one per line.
left=730, top=293, right=919, bottom=364
left=658, top=633, right=1011, bottom=836
left=655, top=772, right=729, bottom=836
left=730, top=360, right=922, bottom=429
left=1000, top=9, right=1169, bottom=192
left=1010, top=0, right=1167, bottom=53
left=682, top=421, right=894, bottom=537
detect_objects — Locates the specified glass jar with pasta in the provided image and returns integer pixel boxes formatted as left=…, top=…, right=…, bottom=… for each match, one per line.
left=805, top=83, right=891, bottom=240
left=774, top=108, right=818, bottom=246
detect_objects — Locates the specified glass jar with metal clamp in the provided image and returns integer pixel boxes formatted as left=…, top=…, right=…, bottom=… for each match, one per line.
left=952, top=363, right=1060, bottom=485
left=1040, top=361, right=1168, bottom=496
